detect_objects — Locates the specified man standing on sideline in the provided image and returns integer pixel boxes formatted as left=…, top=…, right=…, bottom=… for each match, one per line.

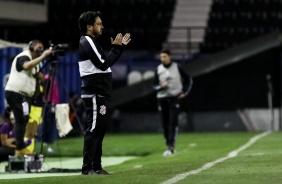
left=78, top=11, right=131, bottom=175
left=5, top=40, right=52, bottom=156
left=154, top=49, right=193, bottom=157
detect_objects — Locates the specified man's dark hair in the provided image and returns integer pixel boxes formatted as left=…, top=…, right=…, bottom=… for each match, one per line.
left=29, top=39, right=43, bottom=51
left=160, top=48, right=171, bottom=56
left=78, top=11, right=102, bottom=35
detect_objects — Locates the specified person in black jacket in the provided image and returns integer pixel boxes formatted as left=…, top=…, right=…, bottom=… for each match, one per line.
left=154, top=49, right=193, bottom=157
left=78, top=11, right=131, bottom=175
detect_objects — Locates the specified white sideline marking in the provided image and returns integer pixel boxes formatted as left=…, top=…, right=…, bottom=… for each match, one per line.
left=134, top=165, right=143, bottom=168
left=189, top=143, right=196, bottom=147
left=0, top=156, right=136, bottom=179
left=160, top=131, right=271, bottom=184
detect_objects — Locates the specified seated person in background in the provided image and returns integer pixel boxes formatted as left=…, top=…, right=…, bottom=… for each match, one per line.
left=0, top=109, right=31, bottom=162
left=0, top=109, right=15, bottom=162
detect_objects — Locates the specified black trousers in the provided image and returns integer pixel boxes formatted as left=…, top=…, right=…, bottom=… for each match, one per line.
left=5, top=91, right=31, bottom=150
left=158, top=97, right=180, bottom=148
left=0, top=147, right=14, bottom=162
left=82, top=95, right=110, bottom=173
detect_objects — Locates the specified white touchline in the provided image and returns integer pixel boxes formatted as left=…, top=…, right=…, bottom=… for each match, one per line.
left=160, top=131, right=271, bottom=184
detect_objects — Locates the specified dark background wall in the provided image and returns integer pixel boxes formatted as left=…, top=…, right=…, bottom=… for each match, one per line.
left=1, top=0, right=282, bottom=132
left=187, top=47, right=282, bottom=111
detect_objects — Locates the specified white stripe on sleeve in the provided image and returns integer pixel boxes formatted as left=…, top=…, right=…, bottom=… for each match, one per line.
left=85, top=36, right=105, bottom=63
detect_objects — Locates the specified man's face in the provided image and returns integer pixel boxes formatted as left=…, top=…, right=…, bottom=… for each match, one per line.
left=160, top=53, right=171, bottom=65
left=89, top=17, right=104, bottom=38
left=33, top=43, right=44, bottom=57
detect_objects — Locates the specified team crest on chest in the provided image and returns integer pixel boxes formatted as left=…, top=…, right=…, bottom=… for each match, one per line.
left=99, top=105, right=106, bottom=115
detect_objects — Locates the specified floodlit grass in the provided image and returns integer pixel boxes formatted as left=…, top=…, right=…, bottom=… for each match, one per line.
left=1, top=132, right=282, bottom=184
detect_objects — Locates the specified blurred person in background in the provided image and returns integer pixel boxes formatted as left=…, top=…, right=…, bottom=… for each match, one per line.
left=5, top=40, right=52, bottom=156
left=0, top=109, right=15, bottom=162
left=68, top=92, right=85, bottom=136
left=78, top=11, right=131, bottom=175
left=0, top=109, right=31, bottom=162
left=154, top=49, right=193, bottom=157
left=36, top=70, right=60, bottom=153
left=24, top=80, right=44, bottom=153
left=110, top=108, right=121, bottom=133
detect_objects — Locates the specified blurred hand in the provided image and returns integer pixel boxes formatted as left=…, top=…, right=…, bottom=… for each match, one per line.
left=122, top=33, right=131, bottom=45
left=111, top=33, right=123, bottom=45
left=177, top=93, right=186, bottom=99
left=6, top=138, right=15, bottom=144
left=160, top=81, right=169, bottom=88
left=42, top=48, right=52, bottom=58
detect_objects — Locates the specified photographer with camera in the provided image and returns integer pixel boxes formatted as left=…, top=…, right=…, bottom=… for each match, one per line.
left=78, top=11, right=131, bottom=175
left=5, top=40, right=52, bottom=156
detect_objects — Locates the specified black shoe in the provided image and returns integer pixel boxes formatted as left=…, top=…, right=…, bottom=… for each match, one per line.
left=169, top=146, right=175, bottom=154
left=95, top=169, right=111, bottom=175
left=82, top=170, right=98, bottom=175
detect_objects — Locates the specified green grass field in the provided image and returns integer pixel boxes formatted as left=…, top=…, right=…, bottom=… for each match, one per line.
left=1, top=131, right=282, bottom=184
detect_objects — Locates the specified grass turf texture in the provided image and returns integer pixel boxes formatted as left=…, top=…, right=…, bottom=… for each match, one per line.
left=1, top=132, right=282, bottom=184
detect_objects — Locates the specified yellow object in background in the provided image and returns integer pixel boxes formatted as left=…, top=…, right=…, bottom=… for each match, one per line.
left=28, top=105, right=43, bottom=124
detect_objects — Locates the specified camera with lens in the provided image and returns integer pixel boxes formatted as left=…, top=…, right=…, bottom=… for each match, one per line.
left=51, top=43, right=69, bottom=56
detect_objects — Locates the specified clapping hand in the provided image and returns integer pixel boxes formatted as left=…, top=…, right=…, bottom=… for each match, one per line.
left=111, top=33, right=131, bottom=45
left=177, top=93, right=186, bottom=99
left=111, top=33, right=123, bottom=45
left=122, top=33, right=131, bottom=45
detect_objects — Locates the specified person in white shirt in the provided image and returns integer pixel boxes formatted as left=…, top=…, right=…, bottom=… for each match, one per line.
left=5, top=40, right=52, bottom=156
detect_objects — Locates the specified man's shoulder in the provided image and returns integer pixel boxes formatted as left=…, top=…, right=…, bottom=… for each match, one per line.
left=16, top=50, right=31, bottom=61
left=79, top=35, right=86, bottom=42
left=17, top=55, right=30, bottom=60
left=157, top=64, right=163, bottom=70
left=172, top=62, right=182, bottom=70
left=16, top=55, right=30, bottom=69
left=80, top=35, right=99, bottom=46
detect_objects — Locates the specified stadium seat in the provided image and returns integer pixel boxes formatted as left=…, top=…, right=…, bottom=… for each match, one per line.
left=142, top=70, right=155, bottom=80
left=202, top=0, right=282, bottom=54
left=0, top=0, right=176, bottom=52
left=127, top=70, right=142, bottom=85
